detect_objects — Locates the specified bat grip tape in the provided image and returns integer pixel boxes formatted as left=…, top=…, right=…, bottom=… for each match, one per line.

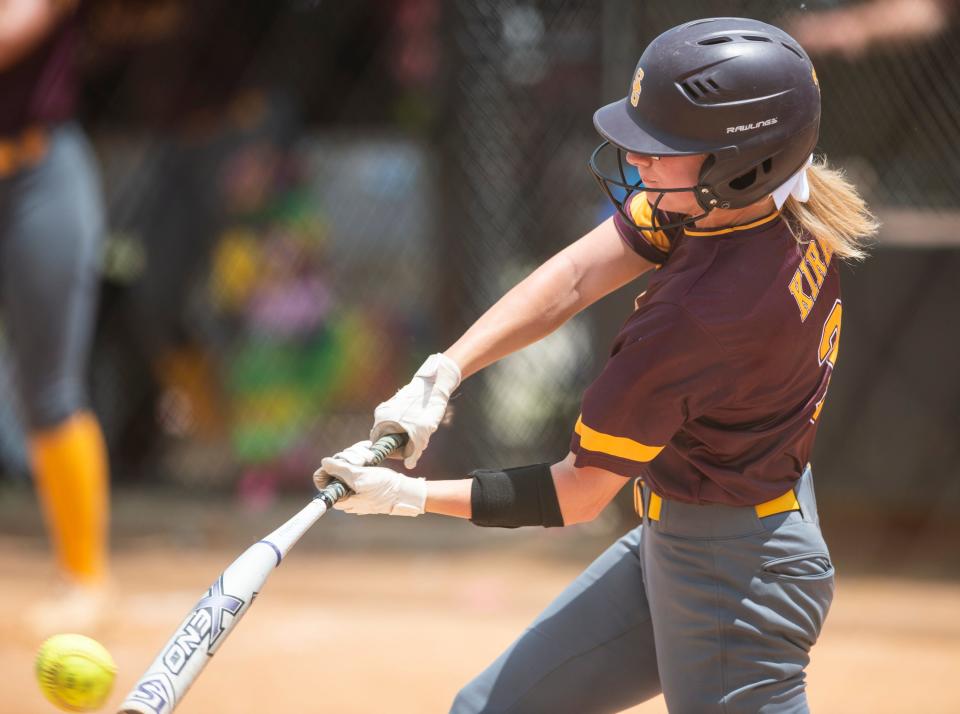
left=317, top=432, right=408, bottom=508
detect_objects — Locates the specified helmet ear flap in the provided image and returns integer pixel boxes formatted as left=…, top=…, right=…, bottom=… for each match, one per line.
left=707, top=142, right=809, bottom=209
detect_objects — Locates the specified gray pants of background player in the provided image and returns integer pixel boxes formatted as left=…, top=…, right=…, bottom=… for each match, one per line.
left=452, top=467, right=834, bottom=714
left=0, top=123, right=104, bottom=430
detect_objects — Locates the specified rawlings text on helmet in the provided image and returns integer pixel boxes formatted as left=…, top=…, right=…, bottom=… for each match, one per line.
left=726, top=117, right=779, bottom=134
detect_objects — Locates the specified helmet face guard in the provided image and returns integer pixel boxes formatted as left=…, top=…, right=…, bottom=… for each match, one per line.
left=588, top=141, right=712, bottom=232
left=590, top=17, right=821, bottom=234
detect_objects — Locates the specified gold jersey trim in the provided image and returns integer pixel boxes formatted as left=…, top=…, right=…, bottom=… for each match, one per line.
left=575, top=416, right=664, bottom=463
left=683, top=209, right=781, bottom=237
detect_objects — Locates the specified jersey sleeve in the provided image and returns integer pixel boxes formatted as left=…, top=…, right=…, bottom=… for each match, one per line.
left=613, top=192, right=683, bottom=265
left=570, top=302, right=732, bottom=477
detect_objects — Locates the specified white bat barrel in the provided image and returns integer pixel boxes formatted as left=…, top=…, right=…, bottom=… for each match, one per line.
left=116, top=433, right=405, bottom=714
left=117, top=498, right=329, bottom=713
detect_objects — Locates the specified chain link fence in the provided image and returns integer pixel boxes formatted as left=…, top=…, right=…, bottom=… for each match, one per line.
left=1, top=1, right=957, bottom=528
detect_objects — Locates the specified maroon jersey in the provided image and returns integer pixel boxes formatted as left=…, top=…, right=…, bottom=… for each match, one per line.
left=570, top=192, right=842, bottom=506
left=0, top=13, right=80, bottom=135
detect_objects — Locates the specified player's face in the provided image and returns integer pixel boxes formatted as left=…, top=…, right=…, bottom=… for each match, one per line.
left=625, top=152, right=707, bottom=214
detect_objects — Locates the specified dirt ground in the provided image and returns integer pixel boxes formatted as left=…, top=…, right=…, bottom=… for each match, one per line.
left=2, top=492, right=959, bottom=713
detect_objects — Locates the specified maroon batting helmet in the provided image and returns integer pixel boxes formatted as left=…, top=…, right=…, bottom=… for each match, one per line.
left=590, top=17, right=821, bottom=230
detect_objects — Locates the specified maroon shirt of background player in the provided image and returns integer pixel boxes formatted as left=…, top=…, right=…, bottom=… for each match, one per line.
left=0, top=10, right=80, bottom=135
left=570, top=193, right=842, bottom=506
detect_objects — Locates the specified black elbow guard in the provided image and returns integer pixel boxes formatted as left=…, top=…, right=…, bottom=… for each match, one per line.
left=469, top=463, right=564, bottom=528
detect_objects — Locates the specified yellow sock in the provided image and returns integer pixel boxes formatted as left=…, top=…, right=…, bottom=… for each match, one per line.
left=29, top=411, right=110, bottom=585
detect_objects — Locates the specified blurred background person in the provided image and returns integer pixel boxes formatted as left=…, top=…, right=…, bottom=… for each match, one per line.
left=0, top=0, right=110, bottom=632
left=787, top=0, right=955, bottom=58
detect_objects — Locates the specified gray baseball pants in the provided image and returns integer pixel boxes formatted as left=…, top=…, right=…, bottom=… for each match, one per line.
left=451, top=466, right=834, bottom=713
left=0, top=123, right=104, bottom=429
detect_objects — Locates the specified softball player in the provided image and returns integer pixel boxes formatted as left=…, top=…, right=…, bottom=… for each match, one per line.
left=0, top=0, right=110, bottom=632
left=316, top=17, right=878, bottom=713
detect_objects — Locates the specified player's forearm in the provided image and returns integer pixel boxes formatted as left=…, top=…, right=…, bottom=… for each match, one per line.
left=445, top=218, right=652, bottom=379
left=0, top=0, right=75, bottom=71
left=425, top=479, right=473, bottom=519
left=445, top=251, right=583, bottom=379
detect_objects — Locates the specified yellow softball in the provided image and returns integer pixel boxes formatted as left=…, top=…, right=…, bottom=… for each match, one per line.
left=36, top=634, right=116, bottom=712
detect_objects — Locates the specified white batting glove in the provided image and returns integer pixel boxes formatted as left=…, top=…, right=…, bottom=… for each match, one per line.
left=371, top=353, right=462, bottom=469
left=313, top=440, right=378, bottom=491
left=314, top=440, right=427, bottom=516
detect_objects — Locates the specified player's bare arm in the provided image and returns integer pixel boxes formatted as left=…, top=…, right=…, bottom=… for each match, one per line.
left=445, top=216, right=655, bottom=380
left=0, top=0, right=78, bottom=71
left=370, top=218, right=654, bottom=469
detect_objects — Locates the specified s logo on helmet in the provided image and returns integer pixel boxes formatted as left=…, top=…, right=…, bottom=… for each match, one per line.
left=630, top=67, right=645, bottom=107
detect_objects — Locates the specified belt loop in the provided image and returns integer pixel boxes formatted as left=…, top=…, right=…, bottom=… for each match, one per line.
left=633, top=478, right=644, bottom=520
left=634, top=478, right=662, bottom=523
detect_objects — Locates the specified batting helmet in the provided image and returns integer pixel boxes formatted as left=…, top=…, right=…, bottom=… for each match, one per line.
left=590, top=17, right=821, bottom=231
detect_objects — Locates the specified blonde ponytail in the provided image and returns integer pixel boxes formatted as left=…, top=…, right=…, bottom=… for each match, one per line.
left=783, top=156, right=880, bottom=261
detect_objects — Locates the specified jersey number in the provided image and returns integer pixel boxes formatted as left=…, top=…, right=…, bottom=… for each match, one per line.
left=811, top=299, right=842, bottom=423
